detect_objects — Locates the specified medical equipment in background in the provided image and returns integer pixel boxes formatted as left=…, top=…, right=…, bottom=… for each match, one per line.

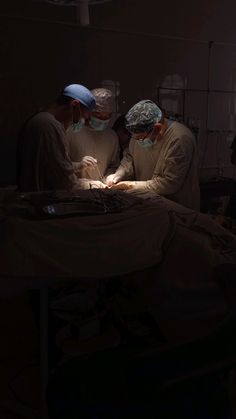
left=33, top=0, right=112, bottom=26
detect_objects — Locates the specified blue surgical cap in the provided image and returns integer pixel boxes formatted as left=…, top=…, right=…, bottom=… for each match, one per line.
left=125, top=100, right=163, bottom=133
left=62, top=84, right=96, bottom=111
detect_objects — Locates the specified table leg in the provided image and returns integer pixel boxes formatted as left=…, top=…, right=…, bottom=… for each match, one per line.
left=40, top=286, right=49, bottom=419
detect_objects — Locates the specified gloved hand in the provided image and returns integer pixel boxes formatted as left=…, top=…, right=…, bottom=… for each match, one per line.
left=106, top=173, right=121, bottom=186
left=80, top=156, right=98, bottom=168
left=109, top=181, right=134, bottom=190
left=89, top=180, right=107, bottom=189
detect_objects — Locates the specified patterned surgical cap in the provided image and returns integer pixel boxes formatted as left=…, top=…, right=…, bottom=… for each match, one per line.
left=91, top=88, right=114, bottom=113
left=125, top=100, right=163, bottom=133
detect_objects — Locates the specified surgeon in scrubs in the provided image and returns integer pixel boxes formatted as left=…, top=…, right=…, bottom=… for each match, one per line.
left=68, top=88, right=120, bottom=188
left=16, top=83, right=104, bottom=192
left=106, top=100, right=200, bottom=210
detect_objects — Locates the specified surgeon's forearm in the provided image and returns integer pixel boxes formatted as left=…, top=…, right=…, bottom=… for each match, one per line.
left=72, top=178, right=91, bottom=190
left=105, top=162, right=120, bottom=177
left=127, top=180, right=152, bottom=190
left=152, top=175, right=186, bottom=195
left=115, top=162, right=134, bottom=180
left=130, top=177, right=184, bottom=195
left=115, top=151, right=134, bottom=179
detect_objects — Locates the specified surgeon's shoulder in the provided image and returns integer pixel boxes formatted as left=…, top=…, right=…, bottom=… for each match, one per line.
left=169, top=121, right=195, bottom=144
left=28, top=111, right=64, bottom=134
left=28, top=111, right=56, bottom=125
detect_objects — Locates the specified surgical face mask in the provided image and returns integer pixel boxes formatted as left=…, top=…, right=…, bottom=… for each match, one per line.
left=137, top=126, right=160, bottom=148
left=70, top=118, right=85, bottom=133
left=138, top=137, right=154, bottom=148
left=90, top=116, right=110, bottom=131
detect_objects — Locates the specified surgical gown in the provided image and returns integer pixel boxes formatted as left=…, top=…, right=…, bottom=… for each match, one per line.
left=115, top=121, right=200, bottom=210
left=68, top=126, right=120, bottom=181
left=17, top=112, right=85, bottom=192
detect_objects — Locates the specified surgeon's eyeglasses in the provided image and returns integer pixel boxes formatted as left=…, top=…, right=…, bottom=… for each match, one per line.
left=132, top=128, right=153, bottom=141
